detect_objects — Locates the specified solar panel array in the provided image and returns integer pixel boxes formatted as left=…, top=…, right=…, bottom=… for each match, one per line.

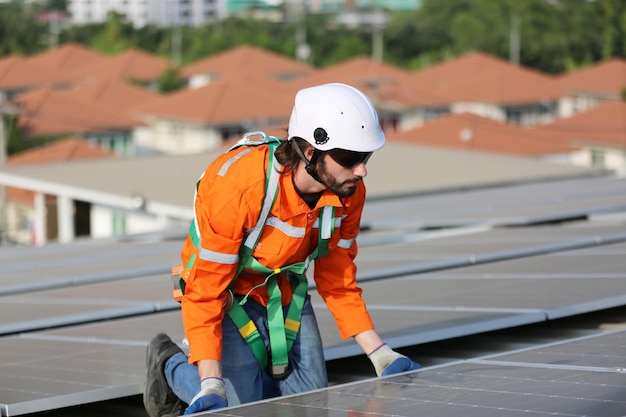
left=206, top=330, right=626, bottom=417
left=1, top=176, right=625, bottom=416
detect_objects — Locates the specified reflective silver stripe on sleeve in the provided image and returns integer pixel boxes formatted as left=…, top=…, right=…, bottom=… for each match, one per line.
left=313, top=215, right=342, bottom=229
left=320, top=206, right=334, bottom=239
left=191, top=172, right=205, bottom=242
left=219, top=148, right=252, bottom=177
left=265, top=217, right=306, bottom=238
left=243, top=158, right=281, bottom=249
left=199, top=247, right=240, bottom=264
left=337, top=238, right=355, bottom=249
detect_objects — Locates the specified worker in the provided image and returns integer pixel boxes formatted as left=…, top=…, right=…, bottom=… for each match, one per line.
left=144, top=83, right=421, bottom=417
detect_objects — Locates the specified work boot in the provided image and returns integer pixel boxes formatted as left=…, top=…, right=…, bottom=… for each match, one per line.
left=143, top=333, right=186, bottom=417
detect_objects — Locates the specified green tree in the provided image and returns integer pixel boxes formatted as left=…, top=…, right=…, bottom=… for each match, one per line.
left=157, top=67, right=185, bottom=93
left=89, top=11, right=135, bottom=54
left=46, top=0, right=67, bottom=11
left=0, top=1, right=48, bottom=56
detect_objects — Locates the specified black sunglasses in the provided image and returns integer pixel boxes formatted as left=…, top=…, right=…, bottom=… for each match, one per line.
left=326, top=149, right=373, bottom=169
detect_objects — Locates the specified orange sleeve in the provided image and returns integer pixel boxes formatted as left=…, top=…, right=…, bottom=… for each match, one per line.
left=313, top=182, right=375, bottom=339
left=181, top=149, right=265, bottom=364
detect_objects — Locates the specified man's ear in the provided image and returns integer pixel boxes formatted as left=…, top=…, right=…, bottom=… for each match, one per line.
left=304, top=146, right=316, bottom=161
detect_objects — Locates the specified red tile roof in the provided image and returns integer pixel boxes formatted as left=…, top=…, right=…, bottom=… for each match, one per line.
left=63, top=77, right=162, bottom=111
left=12, top=86, right=142, bottom=136
left=136, top=74, right=294, bottom=125
left=7, top=137, right=116, bottom=206
left=26, top=42, right=109, bottom=78
left=0, top=55, right=57, bottom=91
left=555, top=57, right=626, bottom=97
left=411, top=51, right=561, bottom=105
left=61, top=47, right=172, bottom=83
left=534, top=100, right=626, bottom=148
left=8, top=137, right=117, bottom=166
left=386, top=112, right=575, bottom=156
left=288, top=55, right=449, bottom=108
left=180, top=44, right=315, bottom=80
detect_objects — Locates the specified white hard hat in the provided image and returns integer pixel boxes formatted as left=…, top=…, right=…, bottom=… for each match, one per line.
left=288, top=83, right=386, bottom=153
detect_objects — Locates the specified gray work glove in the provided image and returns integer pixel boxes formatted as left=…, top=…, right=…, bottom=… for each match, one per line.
left=184, top=377, right=228, bottom=414
left=368, top=343, right=421, bottom=377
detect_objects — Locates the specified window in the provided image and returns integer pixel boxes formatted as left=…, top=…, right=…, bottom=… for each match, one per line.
left=590, top=148, right=605, bottom=168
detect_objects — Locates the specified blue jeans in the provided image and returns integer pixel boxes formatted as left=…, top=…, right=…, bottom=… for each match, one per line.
left=164, top=294, right=328, bottom=406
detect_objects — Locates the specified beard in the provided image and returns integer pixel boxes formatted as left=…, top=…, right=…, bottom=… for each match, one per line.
left=316, top=156, right=362, bottom=198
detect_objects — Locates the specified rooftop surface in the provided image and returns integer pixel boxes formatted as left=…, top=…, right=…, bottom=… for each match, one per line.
left=1, top=166, right=625, bottom=416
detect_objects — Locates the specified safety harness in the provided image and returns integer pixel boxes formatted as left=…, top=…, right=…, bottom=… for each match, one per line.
left=173, top=132, right=336, bottom=378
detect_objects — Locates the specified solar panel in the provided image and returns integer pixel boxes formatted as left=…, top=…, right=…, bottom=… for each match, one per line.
left=354, top=222, right=626, bottom=282
left=2, top=236, right=625, bottom=415
left=2, top=223, right=623, bottom=337
left=0, top=239, right=180, bottom=296
left=1, top=176, right=625, bottom=416
left=475, top=329, right=626, bottom=370
left=201, top=329, right=626, bottom=417
left=362, top=176, right=626, bottom=230
left=0, top=275, right=178, bottom=335
left=313, top=241, right=626, bottom=358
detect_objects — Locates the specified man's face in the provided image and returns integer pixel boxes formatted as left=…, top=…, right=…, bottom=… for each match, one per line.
left=316, top=152, right=369, bottom=198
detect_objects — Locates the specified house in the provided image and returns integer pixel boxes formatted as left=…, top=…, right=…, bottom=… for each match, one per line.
left=134, top=74, right=294, bottom=155
left=533, top=100, right=626, bottom=176
left=180, top=44, right=316, bottom=89
left=555, top=57, right=626, bottom=117
left=287, top=55, right=450, bottom=132
left=1, top=43, right=110, bottom=99
left=0, top=55, right=58, bottom=99
left=26, top=42, right=109, bottom=83
left=5, top=137, right=117, bottom=245
left=386, top=112, right=576, bottom=164
left=57, top=47, right=173, bottom=90
left=410, top=51, right=563, bottom=126
left=9, top=75, right=164, bottom=157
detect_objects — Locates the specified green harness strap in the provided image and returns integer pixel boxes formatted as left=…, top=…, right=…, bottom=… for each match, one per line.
left=184, top=132, right=336, bottom=377
left=229, top=206, right=335, bottom=376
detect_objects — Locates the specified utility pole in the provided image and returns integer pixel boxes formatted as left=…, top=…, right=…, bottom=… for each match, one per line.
left=509, top=13, right=521, bottom=65
left=295, top=0, right=310, bottom=63
left=369, top=1, right=386, bottom=62
left=172, top=0, right=182, bottom=66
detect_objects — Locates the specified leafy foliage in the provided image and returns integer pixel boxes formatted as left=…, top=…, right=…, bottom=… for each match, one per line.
left=157, top=67, right=186, bottom=93
left=1, top=0, right=624, bottom=74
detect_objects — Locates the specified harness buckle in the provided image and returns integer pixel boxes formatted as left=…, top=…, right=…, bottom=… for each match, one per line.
left=267, top=362, right=291, bottom=379
left=223, top=289, right=234, bottom=311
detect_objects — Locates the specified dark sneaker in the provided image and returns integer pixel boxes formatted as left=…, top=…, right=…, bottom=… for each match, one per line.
left=143, top=333, right=186, bottom=417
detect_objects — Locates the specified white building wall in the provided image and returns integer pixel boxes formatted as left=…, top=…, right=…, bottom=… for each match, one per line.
left=557, top=95, right=601, bottom=119
left=91, top=206, right=174, bottom=238
left=134, top=119, right=223, bottom=155
left=451, top=102, right=506, bottom=121
left=68, top=0, right=222, bottom=28
left=566, top=147, right=625, bottom=176
left=397, top=108, right=427, bottom=131
left=602, top=148, right=626, bottom=177
left=91, top=206, right=114, bottom=238
left=188, top=74, right=215, bottom=89
left=125, top=213, right=171, bottom=234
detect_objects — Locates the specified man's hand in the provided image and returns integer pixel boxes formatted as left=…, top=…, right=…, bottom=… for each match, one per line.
left=368, top=343, right=421, bottom=377
left=184, top=377, right=228, bottom=414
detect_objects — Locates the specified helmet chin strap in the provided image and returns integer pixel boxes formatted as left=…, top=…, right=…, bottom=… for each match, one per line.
left=291, top=139, right=323, bottom=184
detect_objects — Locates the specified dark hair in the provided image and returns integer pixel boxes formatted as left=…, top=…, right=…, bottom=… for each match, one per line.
left=274, top=137, right=311, bottom=173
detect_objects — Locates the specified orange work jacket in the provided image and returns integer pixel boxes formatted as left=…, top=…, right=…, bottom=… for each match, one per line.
left=181, top=144, right=375, bottom=364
